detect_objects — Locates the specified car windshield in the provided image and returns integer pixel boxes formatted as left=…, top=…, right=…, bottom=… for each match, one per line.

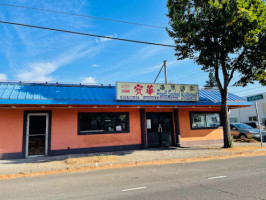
left=234, top=123, right=253, bottom=129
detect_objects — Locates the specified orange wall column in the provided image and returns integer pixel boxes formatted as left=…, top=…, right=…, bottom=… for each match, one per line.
left=0, top=110, right=24, bottom=157
left=178, top=108, right=223, bottom=146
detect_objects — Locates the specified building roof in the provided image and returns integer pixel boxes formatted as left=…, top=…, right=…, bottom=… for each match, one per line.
left=0, top=82, right=250, bottom=106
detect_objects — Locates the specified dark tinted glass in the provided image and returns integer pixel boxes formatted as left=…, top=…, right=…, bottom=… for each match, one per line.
left=29, top=116, right=46, bottom=135
left=79, top=113, right=129, bottom=134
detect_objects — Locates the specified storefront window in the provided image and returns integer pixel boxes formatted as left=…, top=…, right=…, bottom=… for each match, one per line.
left=190, top=112, right=220, bottom=129
left=78, top=112, right=129, bottom=134
left=230, top=117, right=238, bottom=123
left=248, top=116, right=257, bottom=122
left=191, top=113, right=206, bottom=128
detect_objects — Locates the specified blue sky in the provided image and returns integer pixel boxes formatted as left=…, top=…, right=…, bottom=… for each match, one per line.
left=0, top=0, right=264, bottom=96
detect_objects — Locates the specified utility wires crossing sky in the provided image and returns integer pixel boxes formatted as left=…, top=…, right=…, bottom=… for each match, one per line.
left=0, top=20, right=175, bottom=47
left=0, top=3, right=165, bottom=29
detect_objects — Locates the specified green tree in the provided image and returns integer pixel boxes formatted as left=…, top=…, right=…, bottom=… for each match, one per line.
left=256, top=70, right=266, bottom=85
left=204, top=72, right=218, bottom=88
left=167, top=0, right=266, bottom=147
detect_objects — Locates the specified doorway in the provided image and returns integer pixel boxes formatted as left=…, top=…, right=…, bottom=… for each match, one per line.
left=25, top=113, right=49, bottom=157
left=146, top=112, right=174, bottom=148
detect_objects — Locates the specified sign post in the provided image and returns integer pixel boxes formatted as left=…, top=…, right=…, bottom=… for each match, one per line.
left=255, top=101, right=263, bottom=147
left=247, top=94, right=264, bottom=147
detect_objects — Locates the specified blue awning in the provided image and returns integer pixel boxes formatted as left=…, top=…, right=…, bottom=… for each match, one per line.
left=0, top=82, right=250, bottom=106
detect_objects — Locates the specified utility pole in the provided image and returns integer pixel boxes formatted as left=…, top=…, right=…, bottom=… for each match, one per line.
left=154, top=60, right=167, bottom=84
left=164, top=60, right=167, bottom=84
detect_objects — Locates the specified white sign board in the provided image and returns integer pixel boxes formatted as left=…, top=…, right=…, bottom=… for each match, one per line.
left=116, top=82, right=199, bottom=101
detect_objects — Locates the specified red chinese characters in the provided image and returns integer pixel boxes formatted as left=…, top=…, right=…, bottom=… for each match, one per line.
left=134, top=84, right=143, bottom=95
left=146, top=84, right=154, bottom=96
left=121, top=84, right=130, bottom=93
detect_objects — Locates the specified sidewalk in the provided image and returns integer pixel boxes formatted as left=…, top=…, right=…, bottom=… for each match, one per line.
left=1, top=142, right=266, bottom=179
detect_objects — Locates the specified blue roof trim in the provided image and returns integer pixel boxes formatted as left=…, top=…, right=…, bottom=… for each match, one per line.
left=0, top=82, right=249, bottom=106
left=0, top=99, right=251, bottom=106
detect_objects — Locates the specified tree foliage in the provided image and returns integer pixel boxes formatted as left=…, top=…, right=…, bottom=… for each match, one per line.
left=256, top=69, right=266, bottom=85
left=204, top=72, right=218, bottom=88
left=167, top=0, right=266, bottom=147
left=167, top=0, right=265, bottom=85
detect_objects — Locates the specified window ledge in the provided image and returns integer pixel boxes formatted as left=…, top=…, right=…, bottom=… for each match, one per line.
left=191, top=126, right=223, bottom=130
left=78, top=131, right=130, bottom=135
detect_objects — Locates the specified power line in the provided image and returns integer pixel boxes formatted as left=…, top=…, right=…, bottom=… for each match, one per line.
left=0, top=3, right=165, bottom=29
left=170, top=70, right=203, bottom=83
left=0, top=20, right=175, bottom=47
left=232, top=86, right=265, bottom=93
left=176, top=72, right=204, bottom=83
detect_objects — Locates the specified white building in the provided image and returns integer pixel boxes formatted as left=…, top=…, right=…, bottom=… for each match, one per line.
left=229, top=92, right=266, bottom=125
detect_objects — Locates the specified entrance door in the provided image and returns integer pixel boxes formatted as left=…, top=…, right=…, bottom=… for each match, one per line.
left=26, top=113, right=49, bottom=157
left=146, top=112, right=173, bottom=148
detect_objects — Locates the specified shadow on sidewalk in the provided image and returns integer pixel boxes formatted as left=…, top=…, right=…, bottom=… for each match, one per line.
left=0, top=145, right=223, bottom=165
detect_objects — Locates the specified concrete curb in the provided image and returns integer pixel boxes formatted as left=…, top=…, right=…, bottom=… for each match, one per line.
left=1, top=148, right=266, bottom=180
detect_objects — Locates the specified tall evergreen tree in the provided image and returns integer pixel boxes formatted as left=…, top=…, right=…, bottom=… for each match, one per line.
left=204, top=72, right=218, bottom=88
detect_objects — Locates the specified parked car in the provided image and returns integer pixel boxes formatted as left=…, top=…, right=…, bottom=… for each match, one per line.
left=244, top=122, right=266, bottom=130
left=230, top=123, right=266, bottom=141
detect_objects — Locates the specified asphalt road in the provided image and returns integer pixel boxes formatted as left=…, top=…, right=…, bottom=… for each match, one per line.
left=1, top=156, right=266, bottom=200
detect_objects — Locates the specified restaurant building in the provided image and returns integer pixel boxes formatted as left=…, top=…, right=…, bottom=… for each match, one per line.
left=0, top=81, right=249, bottom=159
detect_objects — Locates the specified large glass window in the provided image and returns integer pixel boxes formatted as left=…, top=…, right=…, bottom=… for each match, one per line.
left=190, top=112, right=220, bottom=129
left=230, top=117, right=238, bottom=123
left=78, top=112, right=129, bottom=135
left=248, top=116, right=257, bottom=122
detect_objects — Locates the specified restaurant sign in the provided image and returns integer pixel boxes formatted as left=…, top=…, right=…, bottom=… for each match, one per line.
left=116, top=82, right=199, bottom=101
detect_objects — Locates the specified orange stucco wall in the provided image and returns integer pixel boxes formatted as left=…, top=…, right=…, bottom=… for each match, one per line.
left=0, top=107, right=142, bottom=154
left=50, top=108, right=141, bottom=150
left=0, top=106, right=224, bottom=156
left=0, top=110, right=24, bottom=153
left=178, top=108, right=223, bottom=145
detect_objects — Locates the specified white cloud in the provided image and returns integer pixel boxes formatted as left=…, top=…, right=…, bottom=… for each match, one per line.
left=92, top=64, right=100, bottom=68
left=81, top=77, right=97, bottom=84
left=0, top=1, right=99, bottom=82
left=137, top=46, right=165, bottom=60
left=133, top=60, right=180, bottom=76
left=98, top=72, right=120, bottom=83
left=0, top=74, right=7, bottom=81
left=16, top=62, right=57, bottom=81
left=131, top=38, right=174, bottom=61
left=74, top=0, right=87, bottom=13
left=96, top=34, right=118, bottom=43
left=14, top=44, right=102, bottom=82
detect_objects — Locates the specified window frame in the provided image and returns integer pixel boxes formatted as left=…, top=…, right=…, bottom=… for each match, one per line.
left=77, top=112, right=130, bottom=135
left=189, top=111, right=221, bottom=130
left=229, top=117, right=238, bottom=123
left=248, top=116, right=257, bottom=122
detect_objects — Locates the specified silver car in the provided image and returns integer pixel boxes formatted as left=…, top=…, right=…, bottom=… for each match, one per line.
left=230, top=123, right=266, bottom=141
